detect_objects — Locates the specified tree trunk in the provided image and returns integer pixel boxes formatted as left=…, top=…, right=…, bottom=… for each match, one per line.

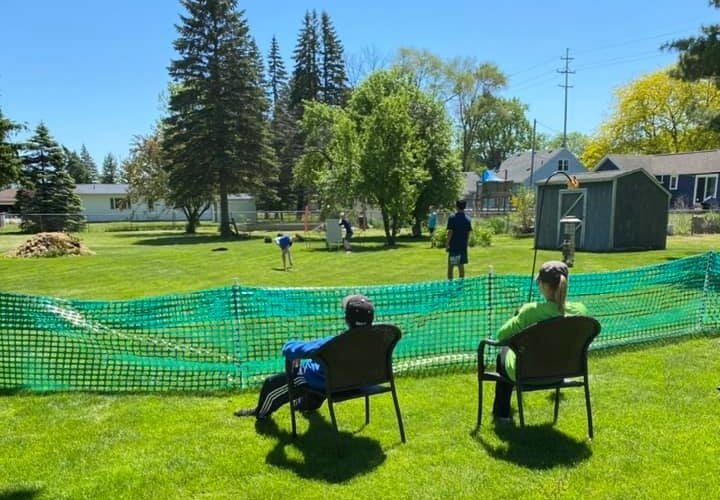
left=380, top=206, right=395, bottom=246
left=219, top=181, right=230, bottom=237
left=411, top=217, right=421, bottom=237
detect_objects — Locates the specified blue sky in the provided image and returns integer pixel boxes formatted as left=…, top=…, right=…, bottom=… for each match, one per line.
left=0, top=0, right=717, bottom=166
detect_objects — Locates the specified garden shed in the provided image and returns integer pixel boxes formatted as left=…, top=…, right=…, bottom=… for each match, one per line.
left=535, top=168, right=670, bottom=251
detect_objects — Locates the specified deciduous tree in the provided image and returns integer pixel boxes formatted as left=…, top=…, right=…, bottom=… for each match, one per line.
left=581, top=70, right=720, bottom=168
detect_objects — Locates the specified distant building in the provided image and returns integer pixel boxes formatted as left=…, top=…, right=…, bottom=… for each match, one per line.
left=0, top=184, right=256, bottom=223
left=497, top=147, right=587, bottom=189
left=594, top=150, right=720, bottom=208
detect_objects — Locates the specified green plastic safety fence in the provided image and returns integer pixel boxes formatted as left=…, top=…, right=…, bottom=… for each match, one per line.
left=0, top=252, right=717, bottom=392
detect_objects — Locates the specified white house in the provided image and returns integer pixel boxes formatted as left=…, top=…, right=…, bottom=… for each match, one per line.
left=0, top=184, right=257, bottom=223
left=75, top=184, right=257, bottom=223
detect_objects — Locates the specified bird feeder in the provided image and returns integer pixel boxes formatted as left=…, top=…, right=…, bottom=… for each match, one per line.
left=559, top=215, right=581, bottom=267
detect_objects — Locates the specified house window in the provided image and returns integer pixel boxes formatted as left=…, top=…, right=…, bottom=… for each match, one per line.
left=669, top=175, right=678, bottom=190
left=694, top=174, right=718, bottom=203
left=558, top=159, right=569, bottom=171
left=110, top=197, right=131, bottom=210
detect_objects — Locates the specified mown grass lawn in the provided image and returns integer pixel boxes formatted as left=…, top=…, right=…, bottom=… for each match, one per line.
left=1, top=223, right=719, bottom=499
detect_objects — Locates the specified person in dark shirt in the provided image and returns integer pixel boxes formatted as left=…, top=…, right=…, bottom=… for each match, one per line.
left=274, top=233, right=293, bottom=271
left=339, top=212, right=353, bottom=252
left=234, top=294, right=375, bottom=420
left=445, top=200, right=472, bottom=279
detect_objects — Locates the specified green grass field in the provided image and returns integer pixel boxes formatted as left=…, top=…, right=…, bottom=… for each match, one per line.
left=1, top=223, right=719, bottom=499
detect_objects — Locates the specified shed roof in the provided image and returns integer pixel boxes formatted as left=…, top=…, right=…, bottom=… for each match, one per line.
left=539, top=167, right=670, bottom=197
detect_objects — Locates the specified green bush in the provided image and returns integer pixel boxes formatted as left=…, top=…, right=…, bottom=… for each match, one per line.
left=433, top=224, right=492, bottom=248
left=482, top=217, right=508, bottom=235
left=668, top=212, right=691, bottom=235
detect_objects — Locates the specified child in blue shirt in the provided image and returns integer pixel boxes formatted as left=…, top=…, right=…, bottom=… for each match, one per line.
left=274, top=233, right=293, bottom=271
left=234, top=294, right=375, bottom=419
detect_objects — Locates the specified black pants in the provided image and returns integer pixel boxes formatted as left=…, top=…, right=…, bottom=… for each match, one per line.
left=492, top=347, right=514, bottom=418
left=254, top=372, right=325, bottom=418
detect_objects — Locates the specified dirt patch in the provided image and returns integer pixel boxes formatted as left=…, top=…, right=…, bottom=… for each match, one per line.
left=8, top=232, right=95, bottom=257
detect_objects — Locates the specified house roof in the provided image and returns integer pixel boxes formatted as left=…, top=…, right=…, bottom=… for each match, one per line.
left=498, top=148, right=567, bottom=182
left=0, top=188, right=17, bottom=205
left=75, top=183, right=130, bottom=195
left=597, top=150, right=720, bottom=175
left=74, top=184, right=253, bottom=199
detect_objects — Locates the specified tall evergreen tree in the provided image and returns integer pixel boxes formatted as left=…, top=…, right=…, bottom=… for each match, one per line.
left=262, top=35, right=297, bottom=211
left=319, top=11, right=348, bottom=106
left=0, top=107, right=22, bottom=187
left=63, top=147, right=93, bottom=183
left=101, top=153, right=120, bottom=183
left=16, top=123, right=82, bottom=232
left=163, top=0, right=276, bottom=235
left=267, top=35, right=288, bottom=109
left=79, top=144, right=99, bottom=182
left=289, top=10, right=321, bottom=112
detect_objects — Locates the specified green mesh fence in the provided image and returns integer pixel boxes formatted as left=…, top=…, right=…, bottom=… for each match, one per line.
left=1, top=252, right=718, bottom=392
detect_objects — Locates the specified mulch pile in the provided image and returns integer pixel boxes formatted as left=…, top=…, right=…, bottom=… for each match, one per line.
left=8, top=232, right=95, bottom=258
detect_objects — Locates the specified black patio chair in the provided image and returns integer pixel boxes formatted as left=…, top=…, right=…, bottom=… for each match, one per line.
left=476, top=315, right=601, bottom=438
left=287, top=324, right=406, bottom=451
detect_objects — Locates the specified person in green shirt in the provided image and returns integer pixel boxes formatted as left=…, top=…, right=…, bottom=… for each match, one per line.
left=492, top=260, right=587, bottom=421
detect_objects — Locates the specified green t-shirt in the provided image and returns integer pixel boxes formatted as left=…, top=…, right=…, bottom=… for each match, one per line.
left=496, top=301, right=588, bottom=381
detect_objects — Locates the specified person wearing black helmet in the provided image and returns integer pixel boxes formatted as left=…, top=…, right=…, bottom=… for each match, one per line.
left=234, top=294, right=375, bottom=420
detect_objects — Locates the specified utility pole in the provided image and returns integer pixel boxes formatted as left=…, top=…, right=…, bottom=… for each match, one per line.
left=529, top=119, right=537, bottom=187
left=558, top=48, right=574, bottom=148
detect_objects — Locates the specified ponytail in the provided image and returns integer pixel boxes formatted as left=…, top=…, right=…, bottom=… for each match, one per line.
left=554, top=275, right=567, bottom=315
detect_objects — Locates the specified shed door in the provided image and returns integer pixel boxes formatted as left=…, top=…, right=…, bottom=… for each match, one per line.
left=557, top=189, right=586, bottom=248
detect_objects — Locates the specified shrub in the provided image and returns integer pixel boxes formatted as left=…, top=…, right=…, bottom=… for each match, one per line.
left=469, top=225, right=492, bottom=247
left=510, top=187, right=535, bottom=236
left=482, top=217, right=507, bottom=235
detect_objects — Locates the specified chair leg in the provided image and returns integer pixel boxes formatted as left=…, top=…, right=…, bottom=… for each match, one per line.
left=516, top=387, right=525, bottom=427
left=584, top=378, right=594, bottom=439
left=553, top=387, right=560, bottom=425
left=327, top=398, right=341, bottom=450
left=365, top=395, right=370, bottom=425
left=476, top=374, right=483, bottom=430
left=288, top=385, right=297, bottom=438
left=391, top=386, right=406, bottom=443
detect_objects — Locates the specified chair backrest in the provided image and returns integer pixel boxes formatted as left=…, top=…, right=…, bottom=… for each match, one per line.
left=312, top=324, right=402, bottom=393
left=507, top=316, right=601, bottom=382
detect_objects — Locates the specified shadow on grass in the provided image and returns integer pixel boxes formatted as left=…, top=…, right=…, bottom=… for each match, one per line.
left=256, top=412, right=386, bottom=483
left=473, top=422, right=591, bottom=470
left=125, top=234, right=259, bottom=246
left=0, top=486, right=44, bottom=500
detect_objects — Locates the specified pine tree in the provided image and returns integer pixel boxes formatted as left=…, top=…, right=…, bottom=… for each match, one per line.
left=319, top=11, right=348, bottom=106
left=163, top=0, right=276, bottom=236
left=0, top=107, right=22, bottom=187
left=101, top=153, right=119, bottom=183
left=262, top=35, right=298, bottom=211
left=79, top=145, right=99, bottom=182
left=63, top=147, right=93, bottom=183
left=16, top=123, right=82, bottom=232
left=289, top=10, right=321, bottom=113
left=267, top=35, right=288, bottom=110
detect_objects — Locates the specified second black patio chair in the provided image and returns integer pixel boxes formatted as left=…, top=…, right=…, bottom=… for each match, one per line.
left=476, top=315, right=601, bottom=438
left=287, top=324, right=406, bottom=451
